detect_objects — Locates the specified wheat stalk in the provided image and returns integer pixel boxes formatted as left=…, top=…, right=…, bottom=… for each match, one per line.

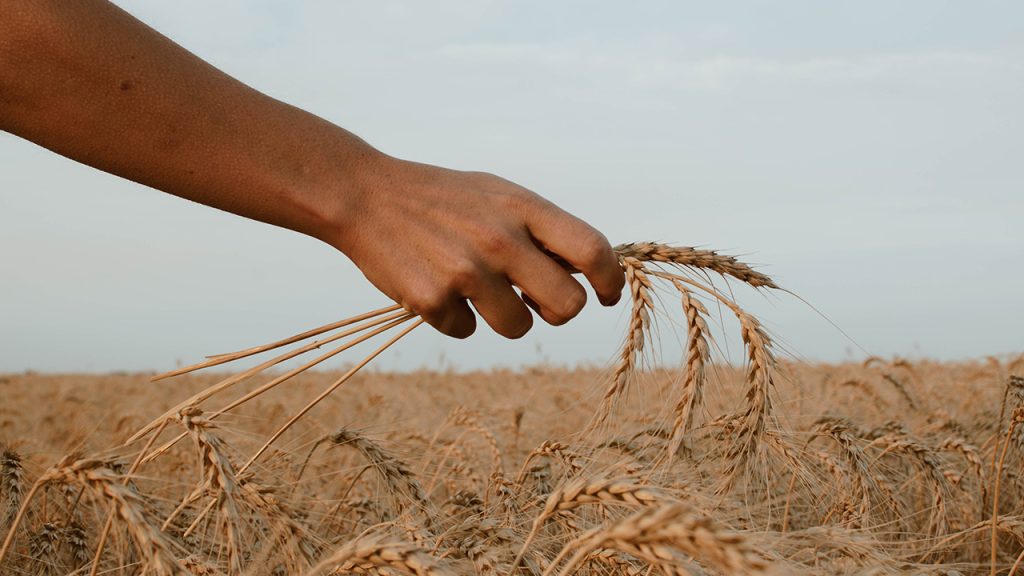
left=991, top=407, right=1024, bottom=575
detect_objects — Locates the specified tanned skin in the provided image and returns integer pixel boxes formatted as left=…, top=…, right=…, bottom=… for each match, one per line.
left=0, top=0, right=624, bottom=339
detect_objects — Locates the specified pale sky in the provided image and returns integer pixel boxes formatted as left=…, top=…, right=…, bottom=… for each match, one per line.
left=1, top=1, right=1021, bottom=373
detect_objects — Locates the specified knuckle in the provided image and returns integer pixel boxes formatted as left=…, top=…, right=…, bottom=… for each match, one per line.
left=445, top=258, right=479, bottom=292
left=493, top=185, right=540, bottom=213
left=467, top=170, right=499, bottom=182
left=406, top=290, right=448, bottom=321
left=522, top=194, right=553, bottom=215
left=494, top=191, right=526, bottom=214
left=576, top=230, right=612, bottom=268
left=479, top=229, right=517, bottom=260
left=474, top=171, right=514, bottom=190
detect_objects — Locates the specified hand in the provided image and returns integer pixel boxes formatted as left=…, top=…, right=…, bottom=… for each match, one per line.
left=330, top=156, right=625, bottom=339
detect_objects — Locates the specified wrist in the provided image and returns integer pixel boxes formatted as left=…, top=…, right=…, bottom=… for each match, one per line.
left=305, top=140, right=397, bottom=255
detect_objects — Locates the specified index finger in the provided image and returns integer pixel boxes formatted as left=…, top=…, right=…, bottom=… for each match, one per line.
left=526, top=203, right=624, bottom=307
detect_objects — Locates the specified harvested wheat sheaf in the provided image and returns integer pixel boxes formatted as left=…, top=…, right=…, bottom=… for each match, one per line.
left=1, top=242, right=1022, bottom=575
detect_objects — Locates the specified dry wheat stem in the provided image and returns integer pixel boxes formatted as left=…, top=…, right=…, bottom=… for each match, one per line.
left=203, top=313, right=416, bottom=419
left=991, top=407, right=1024, bottom=576
left=129, top=309, right=412, bottom=446
left=1010, top=545, right=1024, bottom=576
left=0, top=474, right=43, bottom=567
left=154, top=304, right=403, bottom=381
left=138, top=313, right=416, bottom=465
left=989, top=376, right=1024, bottom=499
left=241, top=318, right=424, bottom=476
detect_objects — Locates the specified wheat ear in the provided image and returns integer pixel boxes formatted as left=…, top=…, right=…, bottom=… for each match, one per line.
left=304, top=428, right=428, bottom=510
left=512, top=476, right=666, bottom=571
left=547, top=502, right=774, bottom=576
left=304, top=534, right=451, bottom=576
left=613, top=243, right=777, bottom=288
left=666, top=279, right=711, bottom=459
left=593, top=256, right=654, bottom=427
left=0, top=446, right=24, bottom=529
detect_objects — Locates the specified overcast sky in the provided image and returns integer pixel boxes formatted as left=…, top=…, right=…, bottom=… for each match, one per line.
left=1, top=1, right=1021, bottom=373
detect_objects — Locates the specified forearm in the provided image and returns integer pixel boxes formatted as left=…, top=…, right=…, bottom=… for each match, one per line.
left=0, top=0, right=376, bottom=242
left=0, top=0, right=625, bottom=339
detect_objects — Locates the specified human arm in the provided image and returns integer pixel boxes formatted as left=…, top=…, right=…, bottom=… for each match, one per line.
left=0, top=0, right=624, bottom=338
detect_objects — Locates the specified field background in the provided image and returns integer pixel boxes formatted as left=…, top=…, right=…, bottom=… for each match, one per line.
left=3, top=353, right=1023, bottom=574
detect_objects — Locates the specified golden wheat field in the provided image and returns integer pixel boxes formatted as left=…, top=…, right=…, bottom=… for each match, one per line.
left=2, top=244, right=1023, bottom=575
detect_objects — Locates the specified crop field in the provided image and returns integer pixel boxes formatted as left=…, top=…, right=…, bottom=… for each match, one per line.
left=1, top=244, right=1022, bottom=575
